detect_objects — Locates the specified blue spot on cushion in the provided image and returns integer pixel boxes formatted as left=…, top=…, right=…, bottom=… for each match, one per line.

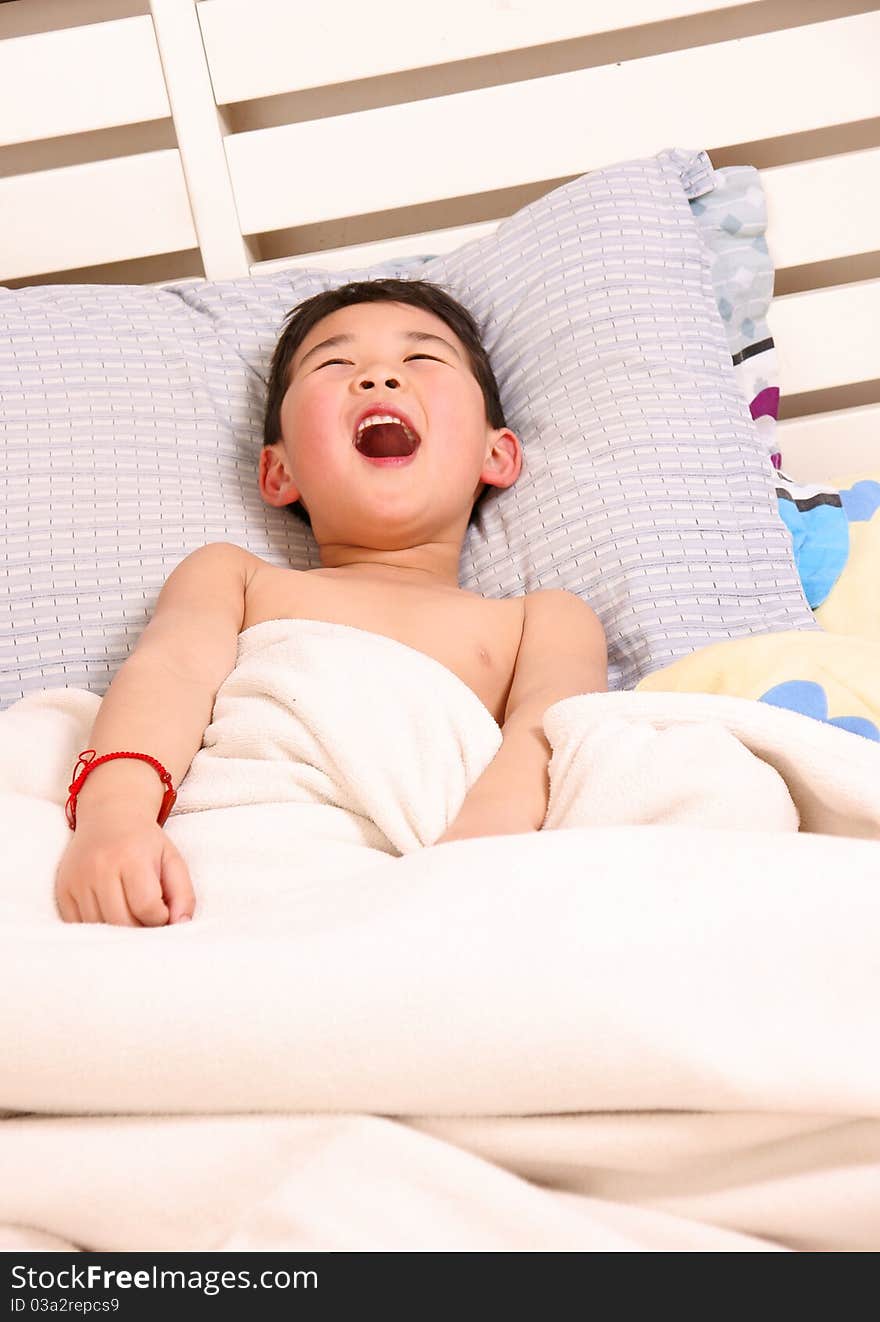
left=758, top=679, right=879, bottom=742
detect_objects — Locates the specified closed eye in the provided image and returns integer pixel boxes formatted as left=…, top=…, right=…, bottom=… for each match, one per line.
left=315, top=353, right=445, bottom=370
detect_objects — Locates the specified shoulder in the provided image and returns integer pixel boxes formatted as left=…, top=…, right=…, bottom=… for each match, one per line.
left=505, top=589, right=607, bottom=716
left=176, top=541, right=268, bottom=585
left=523, top=589, right=604, bottom=635
left=145, top=544, right=261, bottom=657
left=157, top=539, right=266, bottom=605
left=520, top=590, right=607, bottom=671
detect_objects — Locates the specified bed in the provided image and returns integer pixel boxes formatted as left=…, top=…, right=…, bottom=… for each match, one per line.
left=1, top=0, right=879, bottom=1255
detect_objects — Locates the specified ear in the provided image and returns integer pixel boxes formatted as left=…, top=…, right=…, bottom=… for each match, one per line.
left=259, top=444, right=302, bottom=508
left=480, top=428, right=522, bottom=492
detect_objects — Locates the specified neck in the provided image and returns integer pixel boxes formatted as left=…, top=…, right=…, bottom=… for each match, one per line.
left=316, top=542, right=462, bottom=591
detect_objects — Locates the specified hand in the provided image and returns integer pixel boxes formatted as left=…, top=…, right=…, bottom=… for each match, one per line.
left=55, top=809, right=195, bottom=927
left=433, top=794, right=542, bottom=846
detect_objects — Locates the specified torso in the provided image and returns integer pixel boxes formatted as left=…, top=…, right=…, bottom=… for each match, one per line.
left=240, top=556, right=526, bottom=727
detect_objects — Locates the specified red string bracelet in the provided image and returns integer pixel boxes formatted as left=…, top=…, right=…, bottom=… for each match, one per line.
left=65, top=749, right=177, bottom=830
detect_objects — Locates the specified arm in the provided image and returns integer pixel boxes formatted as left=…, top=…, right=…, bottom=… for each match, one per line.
left=434, top=590, right=607, bottom=843
left=56, top=542, right=251, bottom=925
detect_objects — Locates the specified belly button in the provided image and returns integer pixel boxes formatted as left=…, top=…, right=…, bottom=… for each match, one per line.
left=478, top=647, right=491, bottom=666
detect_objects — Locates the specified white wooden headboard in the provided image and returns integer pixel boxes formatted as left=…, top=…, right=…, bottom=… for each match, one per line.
left=1, top=0, right=878, bottom=483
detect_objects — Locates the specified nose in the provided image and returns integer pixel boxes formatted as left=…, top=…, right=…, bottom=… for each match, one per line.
left=356, top=367, right=400, bottom=391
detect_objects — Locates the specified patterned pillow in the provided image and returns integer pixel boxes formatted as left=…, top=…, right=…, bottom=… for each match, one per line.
left=687, top=163, right=780, bottom=468
left=0, top=147, right=816, bottom=707
left=684, top=163, right=856, bottom=613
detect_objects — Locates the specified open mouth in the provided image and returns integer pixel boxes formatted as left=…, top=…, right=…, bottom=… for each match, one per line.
left=354, top=415, right=421, bottom=460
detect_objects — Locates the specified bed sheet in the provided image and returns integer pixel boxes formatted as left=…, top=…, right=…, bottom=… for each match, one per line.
left=1, top=618, right=879, bottom=1252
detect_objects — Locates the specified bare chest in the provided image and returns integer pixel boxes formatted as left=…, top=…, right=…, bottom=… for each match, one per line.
left=242, top=565, right=525, bottom=727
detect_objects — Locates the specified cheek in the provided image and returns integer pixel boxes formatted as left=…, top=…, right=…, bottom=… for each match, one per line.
left=448, top=396, right=491, bottom=464
left=449, top=379, right=489, bottom=435
left=280, top=389, right=333, bottom=451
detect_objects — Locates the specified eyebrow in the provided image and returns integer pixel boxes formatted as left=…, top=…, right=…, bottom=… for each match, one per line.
left=295, top=330, right=462, bottom=373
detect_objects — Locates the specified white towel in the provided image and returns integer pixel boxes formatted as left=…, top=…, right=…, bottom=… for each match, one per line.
left=175, top=617, right=503, bottom=851
left=545, top=708, right=800, bottom=831
left=544, top=689, right=880, bottom=837
left=166, top=620, right=809, bottom=927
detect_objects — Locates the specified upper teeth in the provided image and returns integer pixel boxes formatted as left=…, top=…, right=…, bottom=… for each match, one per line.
left=356, top=414, right=417, bottom=442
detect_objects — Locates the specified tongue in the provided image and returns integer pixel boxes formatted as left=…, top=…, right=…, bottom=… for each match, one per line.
left=357, top=422, right=415, bottom=458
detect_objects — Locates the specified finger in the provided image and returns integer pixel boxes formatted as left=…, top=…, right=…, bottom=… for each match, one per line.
left=77, top=890, right=102, bottom=924
left=161, top=847, right=196, bottom=924
left=96, top=880, right=142, bottom=928
left=125, top=868, right=171, bottom=927
left=56, top=891, right=80, bottom=924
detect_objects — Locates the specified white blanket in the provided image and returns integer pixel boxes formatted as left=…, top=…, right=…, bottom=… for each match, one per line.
left=1, top=617, right=879, bottom=1252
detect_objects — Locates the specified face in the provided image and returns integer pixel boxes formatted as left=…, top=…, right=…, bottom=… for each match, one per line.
left=259, top=300, right=520, bottom=542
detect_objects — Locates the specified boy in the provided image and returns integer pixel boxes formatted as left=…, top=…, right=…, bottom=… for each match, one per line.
left=55, top=278, right=607, bottom=927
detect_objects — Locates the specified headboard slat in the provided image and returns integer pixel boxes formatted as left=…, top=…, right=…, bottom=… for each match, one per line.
left=0, top=17, right=170, bottom=148
left=763, top=148, right=880, bottom=271
left=222, top=13, right=880, bottom=237
left=150, top=0, right=253, bottom=280
left=197, top=0, right=754, bottom=104
left=0, top=151, right=198, bottom=281
left=772, top=279, right=880, bottom=398
left=252, top=221, right=499, bottom=274
left=254, top=148, right=880, bottom=276
left=778, top=403, right=880, bottom=483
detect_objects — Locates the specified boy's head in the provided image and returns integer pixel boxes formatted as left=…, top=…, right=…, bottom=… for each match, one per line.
left=259, top=279, right=520, bottom=546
